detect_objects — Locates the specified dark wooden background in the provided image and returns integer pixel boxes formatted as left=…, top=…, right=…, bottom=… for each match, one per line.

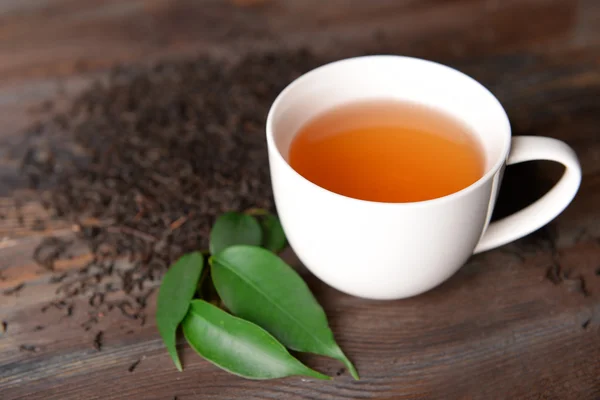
left=1, top=1, right=599, bottom=399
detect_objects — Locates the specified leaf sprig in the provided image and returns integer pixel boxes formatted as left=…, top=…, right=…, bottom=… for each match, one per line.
left=155, top=209, right=358, bottom=381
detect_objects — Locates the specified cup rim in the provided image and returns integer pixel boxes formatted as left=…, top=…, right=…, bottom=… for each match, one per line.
left=265, top=54, right=512, bottom=207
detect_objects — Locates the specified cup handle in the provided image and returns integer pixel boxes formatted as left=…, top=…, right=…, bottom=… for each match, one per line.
left=473, top=136, right=582, bottom=254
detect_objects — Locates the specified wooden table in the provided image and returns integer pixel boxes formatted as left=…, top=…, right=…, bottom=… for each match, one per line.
left=1, top=1, right=599, bottom=398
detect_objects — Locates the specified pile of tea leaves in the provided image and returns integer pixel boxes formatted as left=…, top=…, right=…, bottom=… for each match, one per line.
left=21, top=49, right=324, bottom=331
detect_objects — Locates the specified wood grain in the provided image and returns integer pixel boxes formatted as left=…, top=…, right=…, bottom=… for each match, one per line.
left=1, top=0, right=600, bottom=399
left=0, top=0, right=583, bottom=84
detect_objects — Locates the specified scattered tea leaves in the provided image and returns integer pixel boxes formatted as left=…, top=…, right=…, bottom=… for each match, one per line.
left=546, top=263, right=562, bottom=285
left=94, top=331, right=104, bottom=351
left=259, top=214, right=286, bottom=253
left=23, top=49, right=321, bottom=331
left=209, top=212, right=263, bottom=255
left=582, top=318, right=591, bottom=329
left=128, top=359, right=142, bottom=372
left=182, top=300, right=330, bottom=380
left=156, top=252, right=205, bottom=371
left=563, top=275, right=589, bottom=297
left=210, top=245, right=358, bottom=379
left=20, top=344, right=40, bottom=353
left=33, top=237, right=71, bottom=271
left=4, top=283, right=25, bottom=296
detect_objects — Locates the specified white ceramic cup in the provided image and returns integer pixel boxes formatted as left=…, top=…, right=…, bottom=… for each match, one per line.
left=265, top=55, right=581, bottom=300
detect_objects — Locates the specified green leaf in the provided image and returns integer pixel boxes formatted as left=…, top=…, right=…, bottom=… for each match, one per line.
left=210, top=246, right=359, bottom=380
left=182, top=299, right=330, bottom=380
left=259, top=214, right=287, bottom=253
left=209, top=212, right=262, bottom=255
left=156, top=252, right=204, bottom=371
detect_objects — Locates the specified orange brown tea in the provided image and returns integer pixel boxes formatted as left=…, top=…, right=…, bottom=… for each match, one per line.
left=288, top=99, right=485, bottom=203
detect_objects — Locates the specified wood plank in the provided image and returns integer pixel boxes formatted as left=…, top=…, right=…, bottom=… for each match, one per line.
left=1, top=212, right=599, bottom=399
left=1, top=47, right=599, bottom=397
left=0, top=0, right=587, bottom=85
